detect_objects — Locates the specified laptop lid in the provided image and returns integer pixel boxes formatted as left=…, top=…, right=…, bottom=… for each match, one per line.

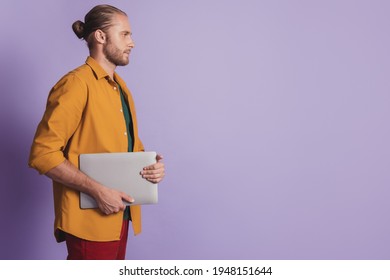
left=79, top=151, right=158, bottom=209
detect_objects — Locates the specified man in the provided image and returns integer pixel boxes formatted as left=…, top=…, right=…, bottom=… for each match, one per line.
left=28, top=5, right=165, bottom=260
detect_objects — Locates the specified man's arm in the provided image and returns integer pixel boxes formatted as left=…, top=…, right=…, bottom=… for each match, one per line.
left=29, top=75, right=132, bottom=215
left=46, top=160, right=134, bottom=215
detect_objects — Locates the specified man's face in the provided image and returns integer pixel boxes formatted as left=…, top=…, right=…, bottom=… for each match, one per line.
left=103, top=14, right=134, bottom=66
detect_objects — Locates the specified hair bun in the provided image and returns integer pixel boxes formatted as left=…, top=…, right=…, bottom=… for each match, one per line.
left=72, top=20, right=85, bottom=39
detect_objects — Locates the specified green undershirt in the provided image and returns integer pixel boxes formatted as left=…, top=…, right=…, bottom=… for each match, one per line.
left=118, top=83, right=133, bottom=221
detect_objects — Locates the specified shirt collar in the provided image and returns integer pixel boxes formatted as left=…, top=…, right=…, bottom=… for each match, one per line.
left=113, top=72, right=126, bottom=87
left=85, top=56, right=109, bottom=80
left=85, top=56, right=127, bottom=90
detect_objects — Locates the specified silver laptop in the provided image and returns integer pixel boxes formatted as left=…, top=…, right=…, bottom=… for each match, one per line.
left=79, top=151, right=158, bottom=208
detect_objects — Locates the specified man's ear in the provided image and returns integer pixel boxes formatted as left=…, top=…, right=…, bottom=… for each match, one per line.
left=94, top=29, right=106, bottom=44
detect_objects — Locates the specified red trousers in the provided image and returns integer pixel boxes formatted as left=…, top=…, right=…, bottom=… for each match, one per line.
left=64, top=219, right=129, bottom=260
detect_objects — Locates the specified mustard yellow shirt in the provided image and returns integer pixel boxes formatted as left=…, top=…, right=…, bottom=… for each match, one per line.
left=29, top=57, right=144, bottom=242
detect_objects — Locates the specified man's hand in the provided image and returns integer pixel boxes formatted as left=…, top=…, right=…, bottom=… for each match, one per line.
left=94, top=185, right=134, bottom=215
left=141, top=154, right=165, bottom=183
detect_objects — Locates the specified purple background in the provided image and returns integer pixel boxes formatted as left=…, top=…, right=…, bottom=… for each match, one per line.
left=1, top=0, right=389, bottom=260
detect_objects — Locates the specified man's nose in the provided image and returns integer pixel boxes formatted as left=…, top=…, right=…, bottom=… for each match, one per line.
left=128, top=37, right=135, bottom=48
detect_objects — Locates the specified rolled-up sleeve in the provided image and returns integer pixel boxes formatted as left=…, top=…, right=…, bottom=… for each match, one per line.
left=29, top=74, right=87, bottom=174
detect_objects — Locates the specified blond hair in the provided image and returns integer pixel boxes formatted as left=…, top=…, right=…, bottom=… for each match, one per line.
left=72, top=5, right=127, bottom=49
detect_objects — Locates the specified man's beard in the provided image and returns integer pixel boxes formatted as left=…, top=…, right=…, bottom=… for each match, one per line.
left=103, top=37, right=129, bottom=66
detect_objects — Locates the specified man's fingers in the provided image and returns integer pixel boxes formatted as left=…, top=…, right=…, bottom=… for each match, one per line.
left=121, top=192, right=134, bottom=204
left=143, top=162, right=164, bottom=171
left=144, top=171, right=165, bottom=183
left=148, top=171, right=164, bottom=179
left=140, top=153, right=165, bottom=184
left=97, top=188, right=134, bottom=215
left=141, top=169, right=164, bottom=179
left=142, top=168, right=162, bottom=175
left=143, top=154, right=164, bottom=171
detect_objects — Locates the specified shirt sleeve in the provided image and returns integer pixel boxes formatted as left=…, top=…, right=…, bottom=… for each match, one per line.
left=28, top=73, right=87, bottom=174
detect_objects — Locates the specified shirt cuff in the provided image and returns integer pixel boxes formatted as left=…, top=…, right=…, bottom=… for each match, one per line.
left=29, top=151, right=66, bottom=175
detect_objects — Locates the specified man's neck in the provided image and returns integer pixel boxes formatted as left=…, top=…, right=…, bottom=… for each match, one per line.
left=90, top=51, right=116, bottom=80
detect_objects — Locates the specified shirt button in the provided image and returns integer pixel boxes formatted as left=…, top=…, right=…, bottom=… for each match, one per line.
left=124, top=132, right=127, bottom=136
left=120, top=109, right=123, bottom=112
left=113, top=87, right=117, bottom=90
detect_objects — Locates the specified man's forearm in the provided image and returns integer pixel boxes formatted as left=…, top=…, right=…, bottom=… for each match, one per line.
left=45, top=159, right=133, bottom=215
left=45, top=160, right=102, bottom=198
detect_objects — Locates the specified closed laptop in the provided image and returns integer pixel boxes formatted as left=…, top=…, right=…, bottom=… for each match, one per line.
left=79, top=151, right=158, bottom=209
